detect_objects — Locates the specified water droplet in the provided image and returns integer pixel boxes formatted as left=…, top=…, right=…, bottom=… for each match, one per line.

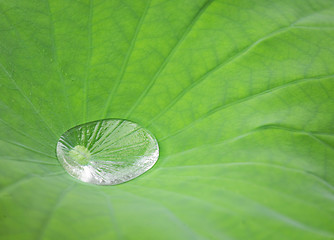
left=56, top=119, right=159, bottom=185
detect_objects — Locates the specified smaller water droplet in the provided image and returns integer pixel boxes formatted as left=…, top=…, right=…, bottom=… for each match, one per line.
left=56, top=119, right=159, bottom=185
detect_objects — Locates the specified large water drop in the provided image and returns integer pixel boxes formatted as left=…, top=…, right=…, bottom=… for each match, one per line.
left=56, top=119, right=159, bottom=185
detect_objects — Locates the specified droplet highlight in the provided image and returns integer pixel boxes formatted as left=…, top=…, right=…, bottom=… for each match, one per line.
left=56, top=119, right=159, bottom=185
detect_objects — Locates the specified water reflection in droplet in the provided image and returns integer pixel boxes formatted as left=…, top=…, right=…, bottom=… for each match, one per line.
left=56, top=119, right=159, bottom=185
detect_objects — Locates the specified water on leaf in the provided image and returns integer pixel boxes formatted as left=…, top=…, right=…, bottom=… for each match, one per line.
left=56, top=119, right=159, bottom=185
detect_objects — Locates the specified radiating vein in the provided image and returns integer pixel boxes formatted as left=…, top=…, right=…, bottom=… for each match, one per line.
left=98, top=190, right=123, bottom=239
left=102, top=0, right=152, bottom=118
left=0, top=172, right=66, bottom=197
left=145, top=25, right=292, bottom=127
left=0, top=139, right=56, bottom=159
left=0, top=174, right=33, bottom=197
left=0, top=63, right=58, bottom=138
left=257, top=124, right=334, bottom=137
left=125, top=0, right=214, bottom=118
left=1, top=157, right=60, bottom=166
left=0, top=6, right=60, bottom=138
left=83, top=0, right=94, bottom=122
left=129, top=184, right=233, bottom=215
left=116, top=188, right=206, bottom=239
left=146, top=18, right=330, bottom=127
left=0, top=118, right=54, bottom=150
left=159, top=162, right=334, bottom=191
left=162, top=124, right=334, bottom=161
left=156, top=174, right=332, bottom=213
left=45, top=0, right=73, bottom=126
left=133, top=182, right=334, bottom=238
left=160, top=73, right=334, bottom=141
left=38, top=183, right=76, bottom=240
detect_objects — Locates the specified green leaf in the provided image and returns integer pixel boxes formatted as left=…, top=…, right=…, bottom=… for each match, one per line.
left=1, top=0, right=334, bottom=239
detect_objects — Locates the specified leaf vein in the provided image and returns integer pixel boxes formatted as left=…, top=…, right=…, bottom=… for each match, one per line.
left=102, top=0, right=152, bottom=118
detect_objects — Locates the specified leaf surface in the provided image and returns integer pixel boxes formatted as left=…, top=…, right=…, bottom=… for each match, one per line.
left=0, top=0, right=334, bottom=239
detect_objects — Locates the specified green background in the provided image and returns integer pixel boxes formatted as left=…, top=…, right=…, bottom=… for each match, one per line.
left=0, top=0, right=334, bottom=239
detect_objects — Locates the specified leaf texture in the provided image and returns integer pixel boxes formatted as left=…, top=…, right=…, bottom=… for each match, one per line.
left=0, top=0, right=334, bottom=239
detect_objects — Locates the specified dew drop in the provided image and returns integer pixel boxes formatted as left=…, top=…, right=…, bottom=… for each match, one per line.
left=56, top=119, right=159, bottom=185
